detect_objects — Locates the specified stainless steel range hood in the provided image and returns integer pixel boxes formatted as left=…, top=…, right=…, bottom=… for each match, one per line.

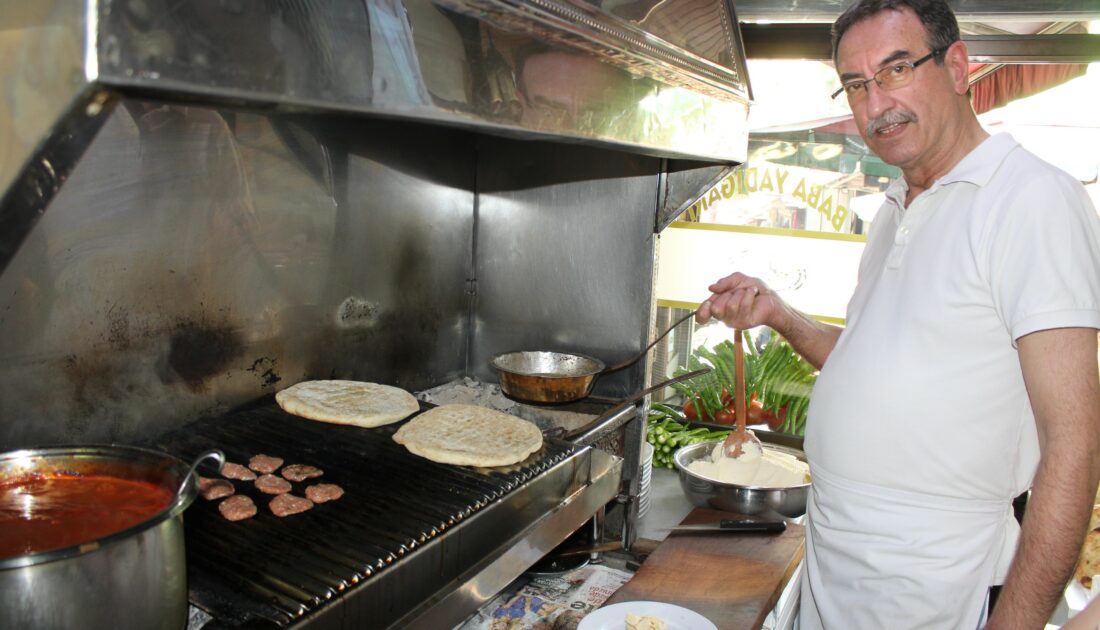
left=1, top=0, right=752, bottom=233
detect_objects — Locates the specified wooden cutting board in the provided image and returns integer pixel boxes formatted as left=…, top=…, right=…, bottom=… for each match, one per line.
left=603, top=508, right=805, bottom=629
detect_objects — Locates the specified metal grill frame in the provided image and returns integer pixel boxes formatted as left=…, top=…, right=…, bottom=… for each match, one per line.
left=152, top=399, right=625, bottom=629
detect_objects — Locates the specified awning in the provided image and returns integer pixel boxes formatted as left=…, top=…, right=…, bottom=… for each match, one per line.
left=969, top=63, right=1089, bottom=114
left=754, top=62, right=1091, bottom=136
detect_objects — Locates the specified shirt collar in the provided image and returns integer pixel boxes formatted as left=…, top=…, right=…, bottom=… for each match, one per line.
left=934, top=132, right=1018, bottom=188
left=881, top=132, right=1019, bottom=208
left=884, top=176, right=908, bottom=209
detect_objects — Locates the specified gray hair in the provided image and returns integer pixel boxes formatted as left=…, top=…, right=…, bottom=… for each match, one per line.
left=831, top=0, right=960, bottom=66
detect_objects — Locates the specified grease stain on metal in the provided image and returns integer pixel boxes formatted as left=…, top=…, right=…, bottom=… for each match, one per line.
left=336, top=297, right=378, bottom=328
left=167, top=323, right=243, bottom=390
left=247, top=357, right=282, bottom=388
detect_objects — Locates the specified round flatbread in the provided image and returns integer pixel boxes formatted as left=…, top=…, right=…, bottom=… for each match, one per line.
left=1076, top=525, right=1100, bottom=588
left=392, top=404, right=543, bottom=467
left=275, top=380, right=419, bottom=428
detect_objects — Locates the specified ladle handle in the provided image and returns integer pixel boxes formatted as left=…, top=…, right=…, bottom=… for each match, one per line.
left=734, top=329, right=746, bottom=434
left=604, top=309, right=697, bottom=374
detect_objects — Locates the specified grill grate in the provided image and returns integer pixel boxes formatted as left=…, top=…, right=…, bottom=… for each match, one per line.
left=149, top=398, right=577, bottom=627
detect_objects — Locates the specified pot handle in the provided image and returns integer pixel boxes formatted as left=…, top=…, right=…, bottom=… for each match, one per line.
left=563, top=367, right=711, bottom=442
left=179, top=449, right=226, bottom=500
left=603, top=309, right=697, bottom=374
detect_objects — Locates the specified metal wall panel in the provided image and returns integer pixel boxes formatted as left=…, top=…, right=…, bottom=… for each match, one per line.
left=0, top=100, right=476, bottom=449
left=472, top=137, right=661, bottom=398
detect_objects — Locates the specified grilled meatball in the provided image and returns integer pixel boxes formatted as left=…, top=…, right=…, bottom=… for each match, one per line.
left=269, top=494, right=313, bottom=517
left=218, top=495, right=257, bottom=521
left=281, top=464, right=323, bottom=482
left=221, top=462, right=257, bottom=481
left=248, top=454, right=284, bottom=474
left=305, top=483, right=344, bottom=504
left=198, top=476, right=235, bottom=500
left=255, top=473, right=292, bottom=495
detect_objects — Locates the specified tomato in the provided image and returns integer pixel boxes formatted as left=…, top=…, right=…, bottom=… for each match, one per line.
left=714, top=408, right=733, bottom=425
left=746, top=404, right=764, bottom=426
left=720, top=389, right=732, bottom=405
left=766, top=406, right=788, bottom=431
left=683, top=399, right=698, bottom=421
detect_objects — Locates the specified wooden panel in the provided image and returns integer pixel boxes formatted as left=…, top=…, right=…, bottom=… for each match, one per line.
left=605, top=508, right=804, bottom=629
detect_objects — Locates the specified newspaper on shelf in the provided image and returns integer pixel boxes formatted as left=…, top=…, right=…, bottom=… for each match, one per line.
left=458, top=563, right=633, bottom=630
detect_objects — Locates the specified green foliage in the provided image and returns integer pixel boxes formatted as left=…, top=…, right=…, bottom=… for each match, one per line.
left=670, top=331, right=816, bottom=435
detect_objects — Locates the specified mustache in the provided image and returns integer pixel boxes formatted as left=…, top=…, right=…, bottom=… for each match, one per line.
left=866, top=111, right=918, bottom=136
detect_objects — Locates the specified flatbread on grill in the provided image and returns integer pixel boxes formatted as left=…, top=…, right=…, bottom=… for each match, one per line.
left=275, top=380, right=419, bottom=428
left=1075, top=505, right=1100, bottom=588
left=392, top=404, right=543, bottom=467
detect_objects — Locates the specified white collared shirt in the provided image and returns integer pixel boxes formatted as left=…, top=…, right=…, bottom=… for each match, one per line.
left=809, top=131, right=1100, bottom=502
left=798, top=133, right=1100, bottom=629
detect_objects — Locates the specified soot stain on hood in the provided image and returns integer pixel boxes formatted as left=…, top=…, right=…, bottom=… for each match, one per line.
left=247, top=357, right=282, bottom=388
left=167, top=323, right=243, bottom=390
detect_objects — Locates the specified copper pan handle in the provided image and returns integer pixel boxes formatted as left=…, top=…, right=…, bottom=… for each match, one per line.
left=603, top=309, right=697, bottom=374
left=563, top=367, right=711, bottom=442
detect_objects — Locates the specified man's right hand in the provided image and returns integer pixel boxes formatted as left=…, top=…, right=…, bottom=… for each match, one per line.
left=696, top=272, right=780, bottom=330
left=696, top=271, right=841, bottom=371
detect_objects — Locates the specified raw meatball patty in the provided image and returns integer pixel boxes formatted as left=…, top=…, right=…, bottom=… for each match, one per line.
left=281, top=464, right=323, bottom=482
left=249, top=454, right=284, bottom=474
left=221, top=462, right=257, bottom=481
left=305, top=483, right=344, bottom=504
left=219, top=495, right=257, bottom=521
left=270, top=494, right=313, bottom=517
left=255, top=473, right=292, bottom=495
left=198, top=477, right=235, bottom=500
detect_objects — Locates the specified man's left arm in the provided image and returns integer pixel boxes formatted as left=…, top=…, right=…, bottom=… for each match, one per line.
left=986, top=327, right=1100, bottom=629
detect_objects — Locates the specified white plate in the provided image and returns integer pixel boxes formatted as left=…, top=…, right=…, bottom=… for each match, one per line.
left=1066, top=578, right=1091, bottom=612
left=578, top=601, right=716, bottom=630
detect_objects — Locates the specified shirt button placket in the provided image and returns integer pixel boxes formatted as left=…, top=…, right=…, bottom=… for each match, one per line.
left=886, top=223, right=911, bottom=269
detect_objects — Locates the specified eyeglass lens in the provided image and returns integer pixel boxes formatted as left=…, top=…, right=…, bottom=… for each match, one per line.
left=833, top=48, right=944, bottom=102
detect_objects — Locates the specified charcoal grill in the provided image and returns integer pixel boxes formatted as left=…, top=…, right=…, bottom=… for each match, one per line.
left=149, top=399, right=624, bottom=629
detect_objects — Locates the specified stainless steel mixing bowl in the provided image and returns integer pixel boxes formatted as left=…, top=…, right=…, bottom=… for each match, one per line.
left=673, top=440, right=810, bottom=519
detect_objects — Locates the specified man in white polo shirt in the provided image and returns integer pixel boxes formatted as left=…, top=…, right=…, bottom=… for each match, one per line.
left=696, top=0, right=1100, bottom=628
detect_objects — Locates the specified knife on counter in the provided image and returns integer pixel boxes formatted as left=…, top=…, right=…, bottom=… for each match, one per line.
left=667, top=519, right=787, bottom=534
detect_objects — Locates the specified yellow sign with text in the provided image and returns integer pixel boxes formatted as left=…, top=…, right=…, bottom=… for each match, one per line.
left=686, top=163, right=850, bottom=232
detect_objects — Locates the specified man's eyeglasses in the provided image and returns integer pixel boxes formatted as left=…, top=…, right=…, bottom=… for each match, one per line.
left=831, top=47, right=948, bottom=101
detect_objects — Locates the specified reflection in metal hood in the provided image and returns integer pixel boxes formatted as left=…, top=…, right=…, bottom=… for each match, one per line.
left=1, top=0, right=751, bottom=223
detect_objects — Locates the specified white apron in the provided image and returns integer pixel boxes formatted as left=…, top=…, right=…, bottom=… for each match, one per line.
left=797, top=464, right=1017, bottom=630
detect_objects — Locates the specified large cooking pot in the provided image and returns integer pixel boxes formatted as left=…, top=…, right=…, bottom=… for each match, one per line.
left=0, top=445, right=221, bottom=630
left=490, top=310, right=697, bottom=403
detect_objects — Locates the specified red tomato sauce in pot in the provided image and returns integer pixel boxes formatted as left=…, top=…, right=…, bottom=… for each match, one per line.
left=0, top=472, right=176, bottom=559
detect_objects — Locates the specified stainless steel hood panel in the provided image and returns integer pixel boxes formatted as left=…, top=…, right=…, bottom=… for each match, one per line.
left=0, top=101, right=476, bottom=448
left=0, top=2, right=99, bottom=232
left=471, top=136, right=659, bottom=400
left=2, top=1, right=750, bottom=285
left=50, top=0, right=749, bottom=163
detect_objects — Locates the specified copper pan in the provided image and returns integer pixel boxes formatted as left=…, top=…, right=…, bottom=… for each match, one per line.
left=489, top=310, right=696, bottom=404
